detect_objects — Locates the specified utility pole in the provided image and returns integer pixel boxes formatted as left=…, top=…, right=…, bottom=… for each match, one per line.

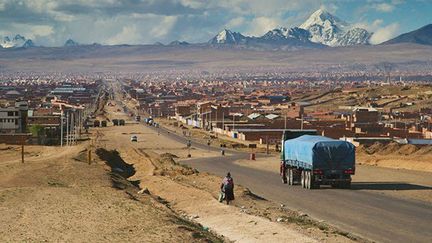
left=66, top=111, right=69, bottom=146
left=78, top=109, right=81, bottom=138
left=266, top=135, right=269, bottom=154
left=60, top=111, right=63, bottom=147
left=71, top=111, right=74, bottom=145
left=300, top=114, right=304, bottom=130
left=215, top=108, right=218, bottom=131
left=209, top=109, right=213, bottom=132
left=21, top=137, right=25, bottom=163
left=222, top=112, right=225, bottom=132
left=232, top=114, right=235, bottom=131
left=87, top=148, right=92, bottom=165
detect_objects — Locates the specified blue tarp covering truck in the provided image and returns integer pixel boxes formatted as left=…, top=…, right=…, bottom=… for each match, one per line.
left=281, top=134, right=355, bottom=189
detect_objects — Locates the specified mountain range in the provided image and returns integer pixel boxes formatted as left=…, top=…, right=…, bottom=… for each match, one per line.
left=1, top=9, right=431, bottom=49
left=0, top=34, right=34, bottom=48
left=209, top=9, right=372, bottom=47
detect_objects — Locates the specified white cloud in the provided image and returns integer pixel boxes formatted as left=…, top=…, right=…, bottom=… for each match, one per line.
left=370, top=22, right=400, bottom=44
left=31, top=25, right=54, bottom=37
left=226, top=17, right=245, bottom=29
left=354, top=17, right=401, bottom=44
left=374, top=3, right=395, bottom=12
left=246, top=17, right=281, bottom=36
left=106, top=25, right=142, bottom=45
left=150, top=16, right=178, bottom=38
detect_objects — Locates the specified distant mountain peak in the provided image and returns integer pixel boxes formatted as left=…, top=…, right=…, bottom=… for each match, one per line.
left=169, top=40, right=189, bottom=46
left=209, top=29, right=247, bottom=44
left=13, top=34, right=26, bottom=41
left=299, top=9, right=369, bottom=46
left=64, top=39, right=79, bottom=47
left=1, top=34, right=34, bottom=48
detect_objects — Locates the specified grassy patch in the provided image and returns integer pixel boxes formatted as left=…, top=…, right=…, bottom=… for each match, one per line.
left=47, top=179, right=68, bottom=187
left=172, top=216, right=224, bottom=243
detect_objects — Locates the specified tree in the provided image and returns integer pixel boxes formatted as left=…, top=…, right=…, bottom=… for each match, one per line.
left=29, top=125, right=45, bottom=144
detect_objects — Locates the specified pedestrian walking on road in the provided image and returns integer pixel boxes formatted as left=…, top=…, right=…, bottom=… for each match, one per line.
left=219, top=172, right=234, bottom=205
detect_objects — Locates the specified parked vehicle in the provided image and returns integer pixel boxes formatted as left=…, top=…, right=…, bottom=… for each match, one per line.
left=281, top=135, right=355, bottom=189
left=112, top=119, right=119, bottom=126
left=119, top=119, right=125, bottom=126
left=93, top=120, right=100, bottom=127
left=131, top=135, right=137, bottom=142
left=135, top=115, right=141, bottom=122
left=101, top=120, right=107, bottom=127
left=145, top=117, right=153, bottom=125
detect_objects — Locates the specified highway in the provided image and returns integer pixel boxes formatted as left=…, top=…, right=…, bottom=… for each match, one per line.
left=148, top=123, right=432, bottom=243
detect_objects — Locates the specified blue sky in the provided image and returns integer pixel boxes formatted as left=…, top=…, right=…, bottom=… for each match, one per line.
left=0, top=0, right=431, bottom=46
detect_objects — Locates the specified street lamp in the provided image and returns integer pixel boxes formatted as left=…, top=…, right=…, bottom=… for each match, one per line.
left=187, top=139, right=191, bottom=158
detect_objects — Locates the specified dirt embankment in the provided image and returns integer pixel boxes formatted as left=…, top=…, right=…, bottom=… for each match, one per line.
left=0, top=142, right=225, bottom=242
left=95, top=148, right=225, bottom=242
left=357, top=142, right=432, bottom=172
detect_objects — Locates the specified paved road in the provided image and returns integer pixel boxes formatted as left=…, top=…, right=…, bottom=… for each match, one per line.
left=148, top=124, right=432, bottom=243
left=116, top=85, right=432, bottom=243
left=181, top=154, right=432, bottom=243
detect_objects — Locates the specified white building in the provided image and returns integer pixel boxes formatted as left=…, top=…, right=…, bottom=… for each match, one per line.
left=0, top=101, right=28, bottom=133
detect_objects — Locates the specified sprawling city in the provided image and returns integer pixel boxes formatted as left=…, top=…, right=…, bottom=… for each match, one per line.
left=1, top=1, right=432, bottom=242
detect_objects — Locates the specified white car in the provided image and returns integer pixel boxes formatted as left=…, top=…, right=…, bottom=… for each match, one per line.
left=131, top=135, right=137, bottom=142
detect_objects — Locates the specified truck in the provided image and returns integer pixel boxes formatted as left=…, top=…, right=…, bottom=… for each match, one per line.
left=281, top=135, right=355, bottom=189
left=135, top=115, right=141, bottom=122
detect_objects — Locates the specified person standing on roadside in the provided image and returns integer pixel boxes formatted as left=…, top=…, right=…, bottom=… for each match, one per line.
left=220, top=172, right=234, bottom=205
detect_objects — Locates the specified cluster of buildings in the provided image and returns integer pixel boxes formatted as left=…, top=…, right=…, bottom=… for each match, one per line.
left=0, top=78, right=100, bottom=145
left=123, top=78, right=432, bottom=146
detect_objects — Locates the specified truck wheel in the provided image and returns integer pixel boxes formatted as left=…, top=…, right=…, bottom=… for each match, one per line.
left=309, top=173, right=319, bottom=189
left=306, top=171, right=311, bottom=189
left=301, top=171, right=305, bottom=188
left=285, top=168, right=290, bottom=185
left=288, top=169, right=294, bottom=185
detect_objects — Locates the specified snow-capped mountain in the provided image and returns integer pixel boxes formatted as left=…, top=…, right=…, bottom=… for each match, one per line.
left=338, top=28, right=372, bottom=46
left=208, top=9, right=371, bottom=48
left=261, top=27, right=311, bottom=42
left=64, top=39, right=79, bottom=47
left=1, top=34, right=35, bottom=48
left=299, top=9, right=371, bottom=46
left=209, top=29, right=248, bottom=44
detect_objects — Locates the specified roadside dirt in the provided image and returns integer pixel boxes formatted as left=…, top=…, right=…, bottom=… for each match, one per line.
left=357, top=142, right=432, bottom=172
left=0, top=140, right=222, bottom=242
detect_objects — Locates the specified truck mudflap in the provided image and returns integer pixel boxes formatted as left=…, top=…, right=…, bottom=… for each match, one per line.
left=315, top=176, right=352, bottom=189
